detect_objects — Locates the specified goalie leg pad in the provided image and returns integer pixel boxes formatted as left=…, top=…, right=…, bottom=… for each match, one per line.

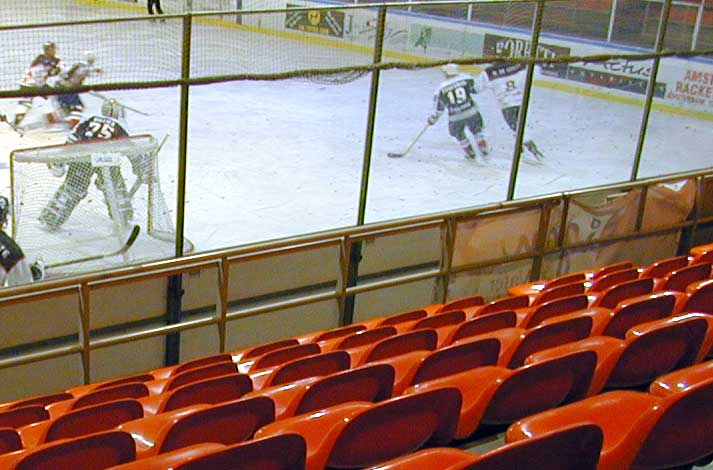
left=96, top=167, right=134, bottom=224
left=501, top=106, right=520, bottom=132
left=39, top=163, right=91, bottom=231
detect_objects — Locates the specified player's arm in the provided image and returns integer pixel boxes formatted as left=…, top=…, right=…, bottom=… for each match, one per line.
left=427, top=91, right=445, bottom=125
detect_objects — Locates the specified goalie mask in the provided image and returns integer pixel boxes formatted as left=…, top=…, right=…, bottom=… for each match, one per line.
left=43, top=41, right=56, bottom=56
left=101, top=99, right=125, bottom=120
left=0, top=196, right=9, bottom=229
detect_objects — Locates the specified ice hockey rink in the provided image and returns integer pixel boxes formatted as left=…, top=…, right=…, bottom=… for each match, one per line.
left=1, top=0, right=712, bottom=273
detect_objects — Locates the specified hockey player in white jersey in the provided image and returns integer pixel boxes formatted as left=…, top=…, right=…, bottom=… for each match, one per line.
left=0, top=196, right=45, bottom=287
left=13, top=41, right=62, bottom=127
left=427, top=63, right=490, bottom=161
left=39, top=99, right=136, bottom=231
left=475, top=61, right=544, bottom=161
left=52, top=51, right=103, bottom=127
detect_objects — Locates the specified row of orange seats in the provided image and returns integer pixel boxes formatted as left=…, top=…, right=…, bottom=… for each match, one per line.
left=0, top=244, right=712, bottom=468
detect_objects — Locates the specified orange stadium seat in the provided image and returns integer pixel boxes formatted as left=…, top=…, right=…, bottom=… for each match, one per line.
left=68, top=373, right=155, bottom=398
left=238, top=343, right=320, bottom=374
left=678, top=278, right=713, bottom=314
left=142, top=373, right=253, bottom=415
left=0, top=428, right=22, bottom=456
left=307, top=324, right=367, bottom=343
left=656, top=262, right=712, bottom=292
left=516, top=293, right=589, bottom=328
left=409, top=309, right=466, bottom=331
left=590, top=277, right=654, bottom=309
left=363, top=309, right=429, bottom=330
left=147, top=362, right=240, bottom=395
left=585, top=267, right=639, bottom=293
left=104, top=444, right=226, bottom=470
left=529, top=281, right=585, bottom=306
left=435, top=294, right=485, bottom=314
left=350, top=329, right=438, bottom=366
left=47, top=382, right=150, bottom=418
left=403, top=351, right=596, bottom=440
left=649, top=359, right=713, bottom=397
left=231, top=339, right=300, bottom=363
left=508, top=271, right=589, bottom=297
left=597, top=291, right=682, bottom=338
left=255, top=388, right=461, bottom=470
left=151, top=353, right=234, bottom=380
left=471, top=295, right=530, bottom=317
left=0, top=406, right=49, bottom=430
left=639, top=255, right=689, bottom=279
left=506, top=377, right=713, bottom=470
left=321, top=326, right=397, bottom=352
left=369, top=424, right=602, bottom=470
left=253, top=350, right=351, bottom=390
left=444, top=310, right=518, bottom=344
left=0, top=392, right=73, bottom=412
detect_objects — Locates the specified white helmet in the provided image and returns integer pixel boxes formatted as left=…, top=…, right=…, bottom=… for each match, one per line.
left=0, top=195, right=9, bottom=229
left=101, top=99, right=125, bottom=120
left=441, top=63, right=459, bottom=77
left=84, top=51, right=95, bottom=66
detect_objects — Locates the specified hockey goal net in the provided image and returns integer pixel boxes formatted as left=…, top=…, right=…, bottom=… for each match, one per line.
left=10, top=134, right=186, bottom=274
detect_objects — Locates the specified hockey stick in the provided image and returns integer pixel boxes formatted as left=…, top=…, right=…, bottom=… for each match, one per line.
left=46, top=225, right=140, bottom=269
left=88, top=91, right=150, bottom=116
left=387, top=123, right=429, bottom=158
left=0, top=113, right=24, bottom=137
left=128, top=134, right=169, bottom=198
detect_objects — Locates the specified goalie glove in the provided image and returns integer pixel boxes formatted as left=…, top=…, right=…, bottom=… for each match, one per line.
left=427, top=112, right=441, bottom=126
left=30, top=259, right=45, bottom=282
left=48, top=162, right=67, bottom=178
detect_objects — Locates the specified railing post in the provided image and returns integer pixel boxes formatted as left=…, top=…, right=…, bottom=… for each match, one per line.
left=78, top=283, right=91, bottom=384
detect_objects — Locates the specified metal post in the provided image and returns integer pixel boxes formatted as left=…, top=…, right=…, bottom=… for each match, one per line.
left=629, top=0, right=673, bottom=181
left=607, top=0, right=618, bottom=43
left=692, top=1, right=703, bottom=50
left=506, top=0, right=545, bottom=201
left=78, top=284, right=91, bottom=384
left=343, top=6, right=387, bottom=325
left=165, top=14, right=193, bottom=366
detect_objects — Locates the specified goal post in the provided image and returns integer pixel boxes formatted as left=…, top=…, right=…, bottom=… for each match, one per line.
left=10, top=134, right=189, bottom=274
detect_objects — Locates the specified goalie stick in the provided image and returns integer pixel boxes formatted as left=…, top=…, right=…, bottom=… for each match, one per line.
left=0, top=113, right=24, bottom=137
left=128, top=134, right=169, bottom=198
left=89, top=91, right=150, bottom=116
left=387, top=123, right=429, bottom=158
left=46, top=224, right=140, bottom=269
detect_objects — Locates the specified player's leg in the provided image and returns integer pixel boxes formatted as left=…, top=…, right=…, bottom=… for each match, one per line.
left=39, top=162, right=91, bottom=231
left=448, top=120, right=476, bottom=160
left=502, top=106, right=543, bottom=161
left=466, top=112, right=490, bottom=158
left=54, top=94, right=83, bottom=127
left=96, top=167, right=134, bottom=225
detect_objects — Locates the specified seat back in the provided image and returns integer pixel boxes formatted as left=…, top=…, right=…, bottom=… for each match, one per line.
left=531, top=282, right=585, bottom=306
left=165, top=362, right=239, bottom=392
left=594, top=277, right=654, bottom=309
left=603, top=293, right=677, bottom=338
left=438, top=295, right=485, bottom=313
left=171, top=353, right=233, bottom=376
left=7, top=392, right=73, bottom=410
left=607, top=315, right=709, bottom=388
left=161, top=373, right=253, bottom=413
left=546, top=272, right=588, bottom=289
left=478, top=296, right=530, bottom=316
left=267, top=351, right=351, bottom=387
left=176, top=434, right=307, bottom=470
left=661, top=262, right=712, bottom=292
left=463, top=424, right=603, bottom=470
left=587, top=268, right=640, bottom=293
left=314, top=324, right=366, bottom=342
left=640, top=255, right=689, bottom=279
left=15, top=430, right=136, bottom=470
left=44, top=399, right=144, bottom=443
left=295, top=364, right=395, bottom=416
left=327, top=388, right=462, bottom=469
left=524, top=294, right=589, bottom=328
left=483, top=351, right=597, bottom=425
left=411, top=310, right=466, bottom=331
left=0, top=428, right=22, bottom=455
left=364, top=330, right=438, bottom=363
left=682, top=279, right=713, bottom=313
left=594, top=261, right=635, bottom=278
left=0, top=406, right=49, bottom=429
left=336, top=326, right=398, bottom=350
left=158, top=396, right=275, bottom=454
left=378, top=309, right=428, bottom=327
left=448, top=311, right=517, bottom=343
left=251, top=343, right=320, bottom=371
left=411, top=338, right=500, bottom=385
left=71, top=383, right=149, bottom=411
left=507, top=316, right=592, bottom=368
left=236, top=339, right=300, bottom=361
left=633, top=378, right=713, bottom=468
left=95, top=374, right=155, bottom=391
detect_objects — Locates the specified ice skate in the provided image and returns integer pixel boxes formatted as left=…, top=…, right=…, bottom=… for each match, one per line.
left=464, top=144, right=477, bottom=160
left=477, top=136, right=491, bottom=158
left=524, top=140, right=544, bottom=161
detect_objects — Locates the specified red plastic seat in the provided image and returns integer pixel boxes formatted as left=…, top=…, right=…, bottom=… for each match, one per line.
left=326, top=326, right=397, bottom=351
left=593, top=261, right=635, bottom=278
left=7, top=431, right=136, bottom=470
left=249, top=364, right=395, bottom=420
left=311, top=324, right=366, bottom=343
left=435, top=295, right=485, bottom=314
left=0, top=392, right=73, bottom=412
left=48, top=383, right=150, bottom=418
left=649, top=359, right=713, bottom=397
left=586, top=267, right=639, bottom=293
left=507, top=377, right=713, bottom=470
left=590, top=277, right=654, bottom=309
left=352, top=329, right=438, bottom=366
left=471, top=296, right=530, bottom=317
left=404, top=351, right=596, bottom=440
left=121, top=396, right=274, bottom=457
left=146, top=373, right=253, bottom=415
left=444, top=311, right=517, bottom=345
left=255, top=388, right=461, bottom=470
left=369, top=424, right=602, bottom=470
left=68, top=373, right=155, bottom=398
left=640, top=255, right=689, bottom=279
left=372, top=309, right=429, bottom=329
left=508, top=271, right=588, bottom=297
left=656, top=262, right=712, bottom=292
left=0, top=406, right=49, bottom=429
left=151, top=353, right=234, bottom=380
left=254, top=350, right=351, bottom=390
left=517, top=294, right=589, bottom=328
left=231, top=339, right=300, bottom=363
left=530, top=281, right=585, bottom=306
left=677, top=278, right=713, bottom=314
left=600, top=291, right=681, bottom=338
left=240, top=343, right=320, bottom=373
left=410, top=310, right=466, bottom=331
left=20, top=399, right=143, bottom=448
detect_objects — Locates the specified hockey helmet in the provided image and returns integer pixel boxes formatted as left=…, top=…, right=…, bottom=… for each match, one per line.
left=43, top=41, right=56, bottom=56
left=0, top=195, right=9, bottom=229
left=441, top=63, right=459, bottom=77
left=101, top=99, right=125, bottom=120
left=84, top=51, right=95, bottom=66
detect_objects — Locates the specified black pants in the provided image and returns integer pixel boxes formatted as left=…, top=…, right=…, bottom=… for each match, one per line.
left=148, top=0, right=163, bottom=15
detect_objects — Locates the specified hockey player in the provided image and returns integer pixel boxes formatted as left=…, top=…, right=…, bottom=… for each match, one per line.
left=14, top=41, right=62, bottom=127
left=52, top=51, right=103, bottom=127
left=475, top=61, right=544, bottom=161
left=427, top=63, right=489, bottom=161
left=39, top=99, right=135, bottom=231
left=0, top=196, right=45, bottom=287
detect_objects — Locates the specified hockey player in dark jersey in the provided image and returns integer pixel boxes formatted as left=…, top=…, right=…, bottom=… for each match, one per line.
left=427, top=63, right=490, bottom=161
left=475, top=61, right=544, bottom=161
left=52, top=51, right=102, bottom=127
left=0, top=196, right=44, bottom=287
left=39, top=99, right=135, bottom=231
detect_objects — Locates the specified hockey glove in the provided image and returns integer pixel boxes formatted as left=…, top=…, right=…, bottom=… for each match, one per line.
left=30, top=259, right=45, bottom=282
left=48, top=162, right=67, bottom=178
left=427, top=113, right=440, bottom=126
